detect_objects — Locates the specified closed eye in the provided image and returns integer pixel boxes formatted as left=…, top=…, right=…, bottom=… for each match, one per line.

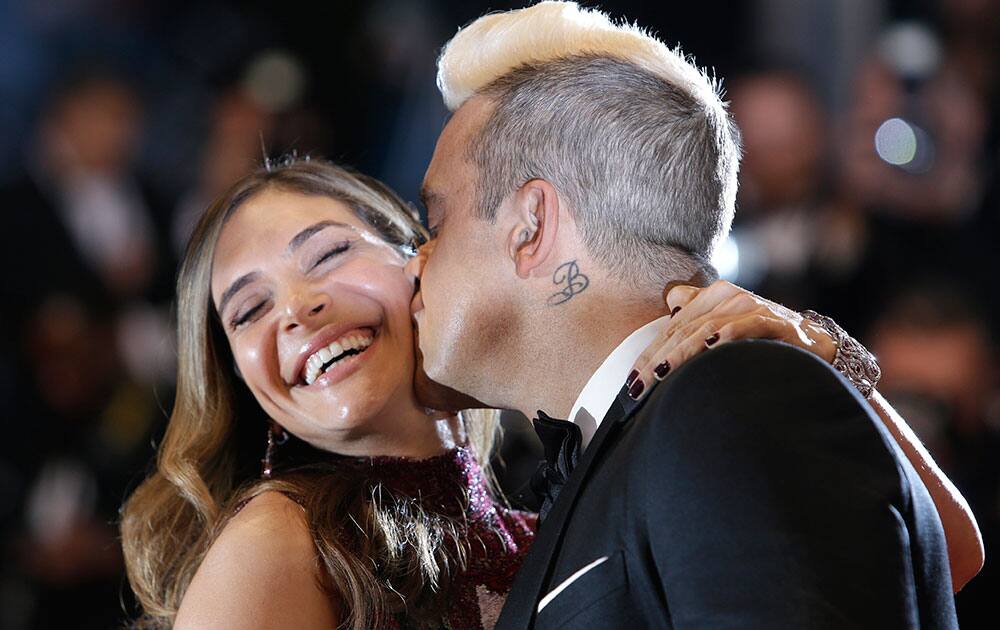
left=312, top=242, right=351, bottom=269
left=231, top=300, right=269, bottom=329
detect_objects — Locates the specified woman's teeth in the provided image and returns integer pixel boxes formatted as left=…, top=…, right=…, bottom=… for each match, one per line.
left=303, top=333, right=374, bottom=385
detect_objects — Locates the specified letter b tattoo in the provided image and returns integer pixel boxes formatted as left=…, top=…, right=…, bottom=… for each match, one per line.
left=547, top=260, right=589, bottom=306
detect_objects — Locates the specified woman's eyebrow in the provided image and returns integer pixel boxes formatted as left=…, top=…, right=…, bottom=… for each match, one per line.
left=287, top=220, right=353, bottom=254
left=218, top=271, right=261, bottom=315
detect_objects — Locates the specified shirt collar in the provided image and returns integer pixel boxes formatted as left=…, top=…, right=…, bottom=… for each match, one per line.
left=568, top=314, right=673, bottom=449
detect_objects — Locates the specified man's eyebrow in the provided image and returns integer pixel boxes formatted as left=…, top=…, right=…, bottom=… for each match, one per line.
left=287, top=220, right=352, bottom=254
left=419, top=186, right=440, bottom=209
left=218, top=271, right=261, bottom=316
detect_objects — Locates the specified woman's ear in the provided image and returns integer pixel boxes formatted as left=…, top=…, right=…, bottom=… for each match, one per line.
left=508, top=179, right=560, bottom=279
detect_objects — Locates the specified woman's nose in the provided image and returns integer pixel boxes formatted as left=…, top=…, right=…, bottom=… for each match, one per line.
left=281, top=291, right=331, bottom=333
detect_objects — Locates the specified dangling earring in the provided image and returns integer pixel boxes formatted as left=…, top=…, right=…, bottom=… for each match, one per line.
left=261, top=423, right=289, bottom=479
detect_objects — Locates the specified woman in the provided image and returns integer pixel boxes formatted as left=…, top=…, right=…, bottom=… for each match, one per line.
left=121, top=159, right=978, bottom=629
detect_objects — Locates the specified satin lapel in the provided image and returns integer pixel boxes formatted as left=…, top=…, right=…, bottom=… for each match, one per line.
left=497, top=385, right=648, bottom=629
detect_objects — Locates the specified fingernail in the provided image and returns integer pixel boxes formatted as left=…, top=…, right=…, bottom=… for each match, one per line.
left=628, top=378, right=645, bottom=400
left=654, top=361, right=671, bottom=380
left=705, top=333, right=720, bottom=347
left=626, top=369, right=639, bottom=388
left=670, top=306, right=681, bottom=317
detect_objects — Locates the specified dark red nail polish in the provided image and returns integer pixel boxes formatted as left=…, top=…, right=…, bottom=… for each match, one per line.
left=628, top=378, right=645, bottom=399
left=654, top=361, right=671, bottom=380
left=705, top=333, right=720, bottom=347
left=670, top=306, right=681, bottom=317
left=626, top=369, right=639, bottom=387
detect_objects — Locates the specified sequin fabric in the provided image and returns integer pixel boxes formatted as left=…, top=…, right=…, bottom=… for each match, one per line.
left=335, top=447, right=536, bottom=629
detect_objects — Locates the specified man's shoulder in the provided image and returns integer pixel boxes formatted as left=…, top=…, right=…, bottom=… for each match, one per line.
left=673, top=338, right=840, bottom=381
left=619, top=340, right=909, bottom=515
left=624, top=339, right=874, bottom=456
left=640, top=339, right=856, bottom=416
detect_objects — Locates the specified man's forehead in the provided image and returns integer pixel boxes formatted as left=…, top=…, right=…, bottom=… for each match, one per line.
left=425, top=96, right=494, bottom=199
left=447, top=95, right=494, bottom=137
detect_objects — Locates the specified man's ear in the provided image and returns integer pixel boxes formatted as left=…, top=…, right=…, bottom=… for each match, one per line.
left=507, top=179, right=560, bottom=279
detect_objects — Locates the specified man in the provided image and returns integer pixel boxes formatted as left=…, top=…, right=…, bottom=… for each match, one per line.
left=408, top=2, right=959, bottom=627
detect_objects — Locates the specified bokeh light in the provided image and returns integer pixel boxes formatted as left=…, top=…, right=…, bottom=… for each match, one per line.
left=713, top=233, right=740, bottom=281
left=242, top=49, right=307, bottom=113
left=875, top=117, right=918, bottom=166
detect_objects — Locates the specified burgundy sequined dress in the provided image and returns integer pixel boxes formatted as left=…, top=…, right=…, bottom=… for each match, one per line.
left=334, top=446, right=536, bottom=629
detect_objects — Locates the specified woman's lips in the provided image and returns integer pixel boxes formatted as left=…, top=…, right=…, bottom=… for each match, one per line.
left=297, top=333, right=379, bottom=390
left=290, top=324, right=378, bottom=385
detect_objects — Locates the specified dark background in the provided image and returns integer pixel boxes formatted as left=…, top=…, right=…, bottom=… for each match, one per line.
left=0, top=1, right=997, bottom=627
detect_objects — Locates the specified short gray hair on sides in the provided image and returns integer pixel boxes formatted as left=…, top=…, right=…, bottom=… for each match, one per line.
left=436, top=2, right=741, bottom=289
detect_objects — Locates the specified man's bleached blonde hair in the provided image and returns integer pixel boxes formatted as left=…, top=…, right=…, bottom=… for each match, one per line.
left=436, top=1, right=741, bottom=286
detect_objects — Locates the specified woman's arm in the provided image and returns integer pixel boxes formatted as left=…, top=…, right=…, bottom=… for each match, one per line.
left=865, top=390, right=984, bottom=591
left=174, top=491, right=339, bottom=629
left=630, top=280, right=984, bottom=592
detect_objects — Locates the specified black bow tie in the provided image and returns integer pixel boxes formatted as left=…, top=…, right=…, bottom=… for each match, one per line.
left=530, top=411, right=583, bottom=521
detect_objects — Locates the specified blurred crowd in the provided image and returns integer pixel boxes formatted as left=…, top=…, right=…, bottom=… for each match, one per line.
left=0, top=1, right=997, bottom=628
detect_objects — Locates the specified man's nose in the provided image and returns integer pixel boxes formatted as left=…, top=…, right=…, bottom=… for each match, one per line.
left=281, top=291, right=332, bottom=333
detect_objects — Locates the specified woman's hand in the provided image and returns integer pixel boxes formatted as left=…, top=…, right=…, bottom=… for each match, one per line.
left=629, top=280, right=836, bottom=397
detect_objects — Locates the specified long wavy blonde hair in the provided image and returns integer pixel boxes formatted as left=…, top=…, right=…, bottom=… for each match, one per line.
left=120, top=159, right=499, bottom=628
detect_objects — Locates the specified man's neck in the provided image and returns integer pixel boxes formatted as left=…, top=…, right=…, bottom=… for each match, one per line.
left=513, top=294, right=664, bottom=419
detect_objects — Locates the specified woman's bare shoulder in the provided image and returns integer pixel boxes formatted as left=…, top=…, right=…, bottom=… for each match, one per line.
left=174, top=491, right=338, bottom=629
left=224, top=490, right=311, bottom=543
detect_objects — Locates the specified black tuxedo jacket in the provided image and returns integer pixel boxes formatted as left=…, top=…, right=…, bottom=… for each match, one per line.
left=497, top=340, right=957, bottom=629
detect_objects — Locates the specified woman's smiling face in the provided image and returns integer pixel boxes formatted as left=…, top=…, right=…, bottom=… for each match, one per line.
left=210, top=188, right=419, bottom=452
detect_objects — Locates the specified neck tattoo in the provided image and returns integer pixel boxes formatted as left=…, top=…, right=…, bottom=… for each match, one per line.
left=547, top=260, right=590, bottom=306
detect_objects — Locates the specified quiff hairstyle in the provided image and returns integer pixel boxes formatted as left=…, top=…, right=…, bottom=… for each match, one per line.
left=436, top=1, right=741, bottom=286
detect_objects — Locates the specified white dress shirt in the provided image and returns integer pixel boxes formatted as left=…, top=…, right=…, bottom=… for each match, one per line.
left=568, top=314, right=673, bottom=450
